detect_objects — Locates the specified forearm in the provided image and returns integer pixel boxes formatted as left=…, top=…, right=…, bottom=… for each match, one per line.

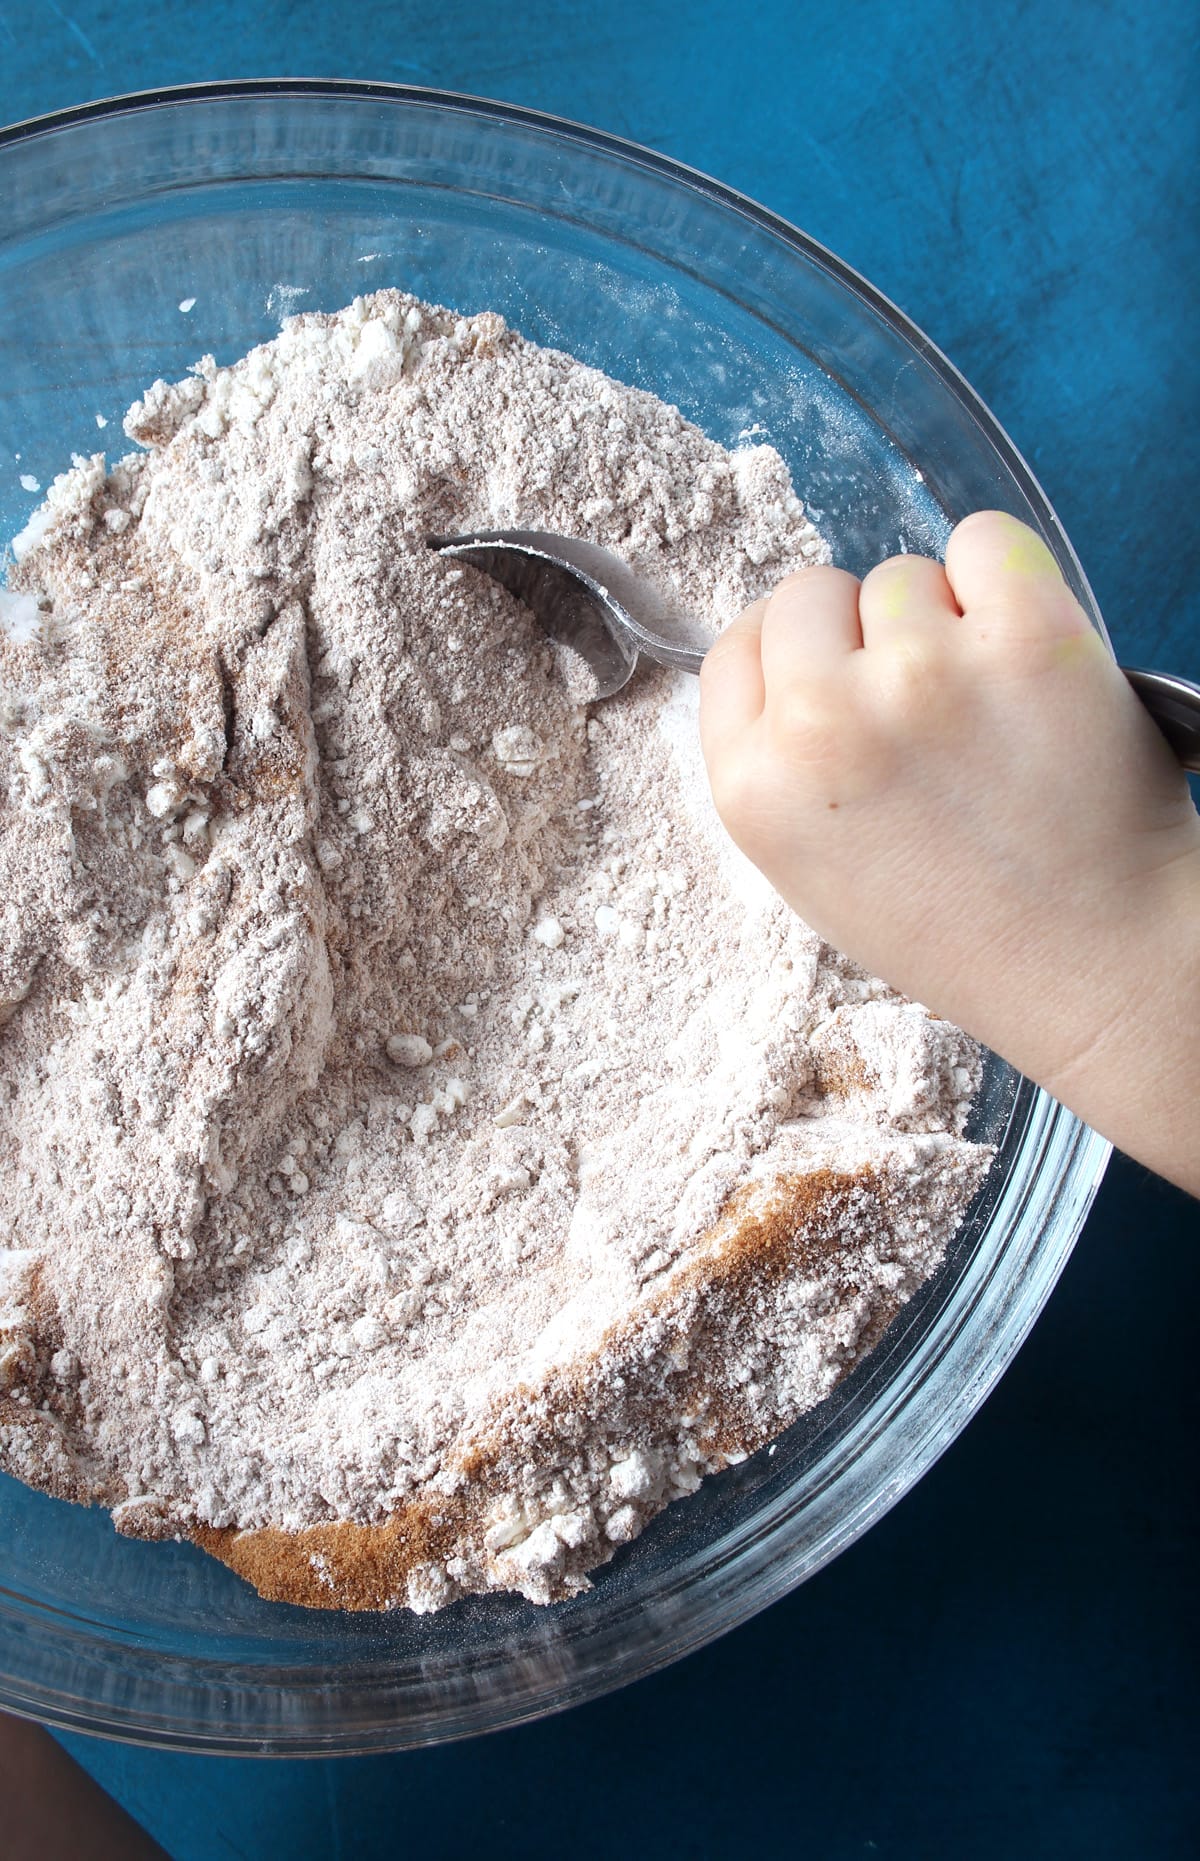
left=1030, top=854, right=1200, bottom=1197
left=878, top=848, right=1200, bottom=1197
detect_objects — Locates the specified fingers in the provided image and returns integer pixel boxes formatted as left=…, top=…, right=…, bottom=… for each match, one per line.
left=699, top=595, right=768, bottom=761
left=858, top=554, right=960, bottom=647
left=943, top=511, right=1087, bottom=636
left=758, top=566, right=862, bottom=698
left=700, top=568, right=861, bottom=773
left=702, top=567, right=862, bottom=730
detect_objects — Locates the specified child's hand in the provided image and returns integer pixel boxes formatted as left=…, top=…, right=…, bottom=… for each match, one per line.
left=699, top=511, right=1200, bottom=1193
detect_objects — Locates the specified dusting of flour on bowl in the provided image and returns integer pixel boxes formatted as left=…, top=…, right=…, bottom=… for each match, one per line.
left=0, top=292, right=991, bottom=1611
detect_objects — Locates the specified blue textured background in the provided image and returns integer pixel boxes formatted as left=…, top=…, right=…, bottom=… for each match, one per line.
left=2, top=4, right=1197, bottom=1857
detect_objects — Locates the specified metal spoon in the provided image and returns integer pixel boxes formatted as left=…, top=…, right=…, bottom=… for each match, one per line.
left=430, top=529, right=1200, bottom=772
left=430, top=530, right=707, bottom=697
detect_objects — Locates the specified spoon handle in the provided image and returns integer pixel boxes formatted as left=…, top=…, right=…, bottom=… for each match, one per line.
left=1122, top=667, right=1200, bottom=774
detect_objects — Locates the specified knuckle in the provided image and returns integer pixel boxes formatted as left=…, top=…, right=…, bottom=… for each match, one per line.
left=948, top=508, right=1014, bottom=555
left=968, top=600, right=1096, bottom=678
left=768, top=687, right=845, bottom=774
left=860, top=554, right=909, bottom=597
left=706, top=746, right=761, bottom=831
left=870, top=638, right=943, bottom=716
left=775, top=563, right=856, bottom=601
left=951, top=508, right=1007, bottom=538
left=763, top=565, right=860, bottom=634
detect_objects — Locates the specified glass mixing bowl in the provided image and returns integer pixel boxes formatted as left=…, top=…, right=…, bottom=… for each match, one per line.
left=0, top=82, right=1110, bottom=1754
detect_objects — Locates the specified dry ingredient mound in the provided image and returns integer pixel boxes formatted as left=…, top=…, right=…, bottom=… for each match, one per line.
left=0, top=292, right=991, bottom=1613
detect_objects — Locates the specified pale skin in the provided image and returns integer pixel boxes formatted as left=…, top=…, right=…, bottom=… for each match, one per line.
left=700, top=510, right=1200, bottom=1198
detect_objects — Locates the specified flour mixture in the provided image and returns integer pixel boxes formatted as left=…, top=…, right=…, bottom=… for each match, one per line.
left=0, top=293, right=990, bottom=1610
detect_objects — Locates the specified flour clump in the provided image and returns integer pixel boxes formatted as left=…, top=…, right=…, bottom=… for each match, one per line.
left=0, top=292, right=991, bottom=1610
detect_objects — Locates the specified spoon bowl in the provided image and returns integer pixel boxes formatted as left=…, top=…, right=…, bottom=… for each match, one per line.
left=430, top=530, right=709, bottom=697
left=432, top=533, right=1200, bottom=771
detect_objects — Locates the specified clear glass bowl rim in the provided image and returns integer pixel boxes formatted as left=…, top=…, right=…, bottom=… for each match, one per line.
left=0, top=71, right=1113, bottom=628
left=0, top=80, right=1112, bottom=1755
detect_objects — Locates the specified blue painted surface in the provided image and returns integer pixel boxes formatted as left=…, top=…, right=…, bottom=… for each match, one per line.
left=1, top=2, right=1197, bottom=1855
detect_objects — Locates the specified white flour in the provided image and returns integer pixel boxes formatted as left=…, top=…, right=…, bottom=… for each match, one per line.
left=0, top=293, right=990, bottom=1610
